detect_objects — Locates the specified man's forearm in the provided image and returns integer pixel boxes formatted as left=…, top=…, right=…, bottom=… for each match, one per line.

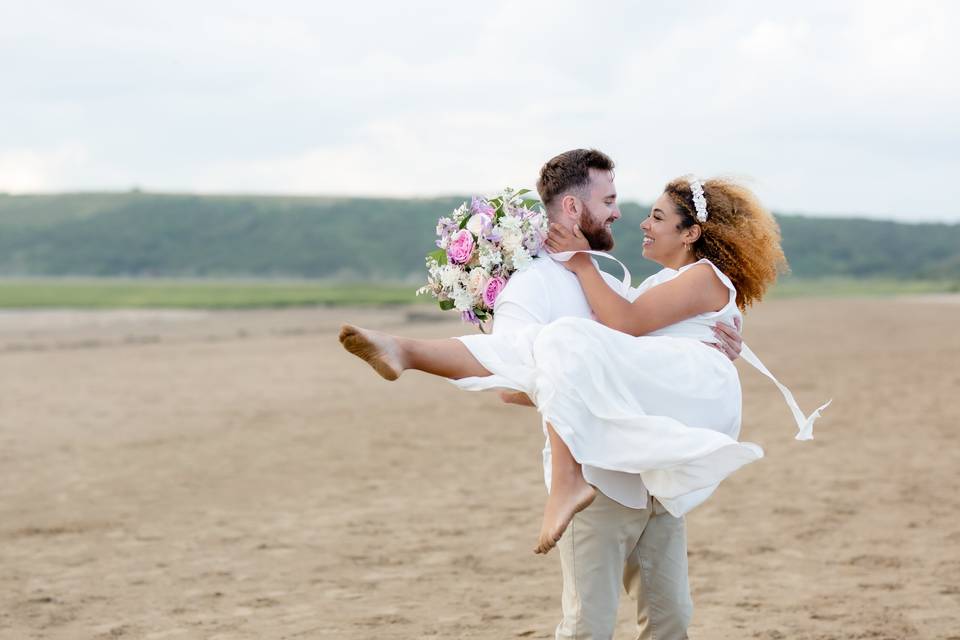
left=499, top=390, right=536, bottom=406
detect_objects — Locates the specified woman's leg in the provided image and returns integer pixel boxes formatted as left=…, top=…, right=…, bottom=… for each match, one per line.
left=339, top=324, right=491, bottom=381
left=536, top=422, right=597, bottom=554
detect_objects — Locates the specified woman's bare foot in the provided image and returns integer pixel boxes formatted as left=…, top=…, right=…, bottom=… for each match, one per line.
left=534, top=471, right=596, bottom=554
left=338, top=325, right=406, bottom=381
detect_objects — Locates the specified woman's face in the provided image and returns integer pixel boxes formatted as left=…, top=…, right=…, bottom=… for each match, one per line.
left=640, top=193, right=692, bottom=265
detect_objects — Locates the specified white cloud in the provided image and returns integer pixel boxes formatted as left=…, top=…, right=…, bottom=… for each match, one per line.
left=0, top=1, right=957, bottom=221
left=0, top=146, right=90, bottom=192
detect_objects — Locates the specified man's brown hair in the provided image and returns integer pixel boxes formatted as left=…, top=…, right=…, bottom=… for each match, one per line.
left=536, top=149, right=615, bottom=210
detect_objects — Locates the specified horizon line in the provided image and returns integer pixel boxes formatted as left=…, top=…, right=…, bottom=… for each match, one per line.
left=0, top=188, right=956, bottom=226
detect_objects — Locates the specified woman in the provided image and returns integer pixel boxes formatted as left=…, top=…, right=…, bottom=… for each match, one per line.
left=339, top=176, right=828, bottom=554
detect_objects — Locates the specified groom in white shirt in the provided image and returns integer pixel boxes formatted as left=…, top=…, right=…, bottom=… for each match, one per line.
left=493, top=149, right=741, bottom=640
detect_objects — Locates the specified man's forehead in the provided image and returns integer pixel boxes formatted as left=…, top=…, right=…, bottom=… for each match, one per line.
left=588, top=168, right=616, bottom=196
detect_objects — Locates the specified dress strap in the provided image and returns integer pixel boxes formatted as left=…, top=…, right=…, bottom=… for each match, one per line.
left=739, top=343, right=831, bottom=441
left=550, top=250, right=631, bottom=290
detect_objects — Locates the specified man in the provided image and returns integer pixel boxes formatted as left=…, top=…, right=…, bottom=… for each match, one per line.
left=493, top=149, right=742, bottom=639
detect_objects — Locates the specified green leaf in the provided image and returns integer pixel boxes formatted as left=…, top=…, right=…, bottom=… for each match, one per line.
left=427, top=248, right=447, bottom=265
left=515, top=188, right=531, bottom=196
left=521, top=198, right=540, bottom=209
left=438, top=298, right=455, bottom=311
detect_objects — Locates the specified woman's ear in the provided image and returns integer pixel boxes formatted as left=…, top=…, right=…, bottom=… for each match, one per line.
left=684, top=224, right=702, bottom=244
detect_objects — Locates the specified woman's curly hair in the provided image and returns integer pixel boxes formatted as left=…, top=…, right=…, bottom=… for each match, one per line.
left=663, top=177, right=788, bottom=310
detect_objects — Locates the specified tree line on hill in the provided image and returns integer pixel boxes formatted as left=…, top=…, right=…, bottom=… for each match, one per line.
left=0, top=192, right=957, bottom=281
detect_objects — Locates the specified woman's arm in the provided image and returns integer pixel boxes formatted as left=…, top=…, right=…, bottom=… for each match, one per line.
left=570, top=259, right=727, bottom=336
left=546, top=224, right=727, bottom=337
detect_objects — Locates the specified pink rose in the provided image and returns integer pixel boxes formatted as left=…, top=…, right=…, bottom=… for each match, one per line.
left=446, top=229, right=475, bottom=264
left=482, top=276, right=507, bottom=309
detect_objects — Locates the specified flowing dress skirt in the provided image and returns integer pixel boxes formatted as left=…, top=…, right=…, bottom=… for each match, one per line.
left=451, top=317, right=764, bottom=516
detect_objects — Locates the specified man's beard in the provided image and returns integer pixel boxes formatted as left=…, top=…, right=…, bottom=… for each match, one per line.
left=579, top=204, right=615, bottom=251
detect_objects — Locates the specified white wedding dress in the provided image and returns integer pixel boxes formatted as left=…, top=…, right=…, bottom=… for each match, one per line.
left=451, top=256, right=829, bottom=516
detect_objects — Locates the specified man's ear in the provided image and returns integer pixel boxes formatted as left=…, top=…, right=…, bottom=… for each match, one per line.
left=560, top=194, right=581, bottom=222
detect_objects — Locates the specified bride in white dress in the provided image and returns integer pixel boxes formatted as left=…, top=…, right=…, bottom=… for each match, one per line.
left=339, top=176, right=829, bottom=554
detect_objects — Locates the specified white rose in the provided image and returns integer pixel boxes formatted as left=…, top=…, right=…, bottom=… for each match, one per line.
left=466, top=213, right=491, bottom=237
left=466, top=268, right=491, bottom=297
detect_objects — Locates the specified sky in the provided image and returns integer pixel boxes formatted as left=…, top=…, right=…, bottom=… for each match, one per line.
left=1, top=1, right=958, bottom=222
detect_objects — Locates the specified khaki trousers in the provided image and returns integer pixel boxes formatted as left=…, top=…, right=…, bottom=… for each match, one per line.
left=555, top=491, right=693, bottom=640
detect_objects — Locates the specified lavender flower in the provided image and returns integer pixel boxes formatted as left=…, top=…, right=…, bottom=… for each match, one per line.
left=470, top=197, right=495, bottom=217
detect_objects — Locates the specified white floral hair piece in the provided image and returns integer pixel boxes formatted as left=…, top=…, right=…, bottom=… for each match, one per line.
left=688, top=177, right=708, bottom=223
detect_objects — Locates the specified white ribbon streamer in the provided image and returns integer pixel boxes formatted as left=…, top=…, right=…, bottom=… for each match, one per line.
left=547, top=248, right=830, bottom=441
left=549, top=249, right=632, bottom=291
left=738, top=343, right=831, bottom=440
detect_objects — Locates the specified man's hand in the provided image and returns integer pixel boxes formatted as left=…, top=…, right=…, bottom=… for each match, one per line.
left=710, top=316, right=742, bottom=361
left=499, top=390, right=536, bottom=407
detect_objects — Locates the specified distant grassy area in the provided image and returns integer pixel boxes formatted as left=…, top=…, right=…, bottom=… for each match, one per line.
left=768, top=277, right=959, bottom=298
left=2, top=192, right=959, bottom=281
left=0, top=279, right=424, bottom=309
left=0, top=277, right=956, bottom=310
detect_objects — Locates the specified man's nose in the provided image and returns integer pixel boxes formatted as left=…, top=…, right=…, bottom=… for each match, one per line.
left=611, top=207, right=622, bottom=221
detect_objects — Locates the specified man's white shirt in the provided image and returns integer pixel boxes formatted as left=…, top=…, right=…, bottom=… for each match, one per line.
left=492, top=256, right=650, bottom=509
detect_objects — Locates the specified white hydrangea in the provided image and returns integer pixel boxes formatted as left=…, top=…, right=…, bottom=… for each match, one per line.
left=511, top=246, right=533, bottom=271
left=439, top=264, right=462, bottom=289
left=452, top=284, right=474, bottom=312
left=501, top=228, right=523, bottom=253
left=498, top=215, right=522, bottom=232
left=479, top=246, right=503, bottom=270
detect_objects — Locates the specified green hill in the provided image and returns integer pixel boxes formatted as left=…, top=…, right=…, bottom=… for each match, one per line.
left=1, top=192, right=958, bottom=282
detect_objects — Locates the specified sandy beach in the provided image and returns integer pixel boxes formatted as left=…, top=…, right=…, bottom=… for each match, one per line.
left=2, top=298, right=958, bottom=639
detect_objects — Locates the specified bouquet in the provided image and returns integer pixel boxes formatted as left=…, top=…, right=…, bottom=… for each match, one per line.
left=417, top=188, right=548, bottom=330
